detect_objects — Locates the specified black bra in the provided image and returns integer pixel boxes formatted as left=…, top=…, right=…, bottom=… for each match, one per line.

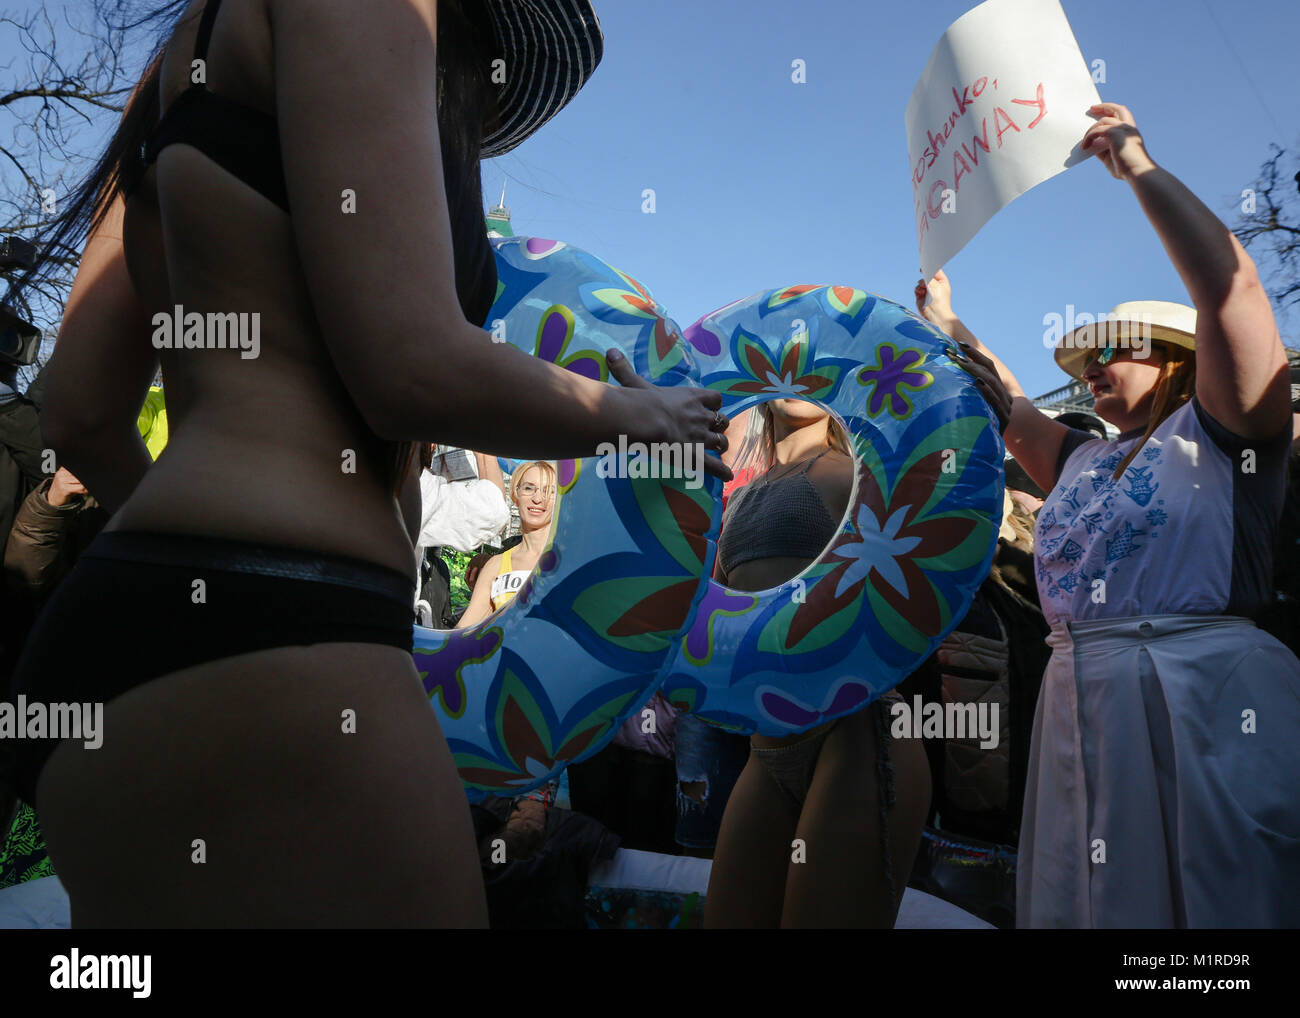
left=716, top=450, right=840, bottom=579
left=132, top=0, right=289, bottom=212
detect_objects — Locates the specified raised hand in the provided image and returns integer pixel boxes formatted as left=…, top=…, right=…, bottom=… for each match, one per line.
left=1082, top=102, right=1156, bottom=181
left=47, top=467, right=89, bottom=507
left=915, top=269, right=955, bottom=327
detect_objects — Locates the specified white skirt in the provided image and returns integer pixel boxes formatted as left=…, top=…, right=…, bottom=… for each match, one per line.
left=1017, top=613, right=1300, bottom=928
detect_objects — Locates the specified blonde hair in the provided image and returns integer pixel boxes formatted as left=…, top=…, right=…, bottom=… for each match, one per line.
left=509, top=460, right=558, bottom=505
left=734, top=402, right=852, bottom=476
left=1112, top=344, right=1196, bottom=480
left=999, top=494, right=1036, bottom=550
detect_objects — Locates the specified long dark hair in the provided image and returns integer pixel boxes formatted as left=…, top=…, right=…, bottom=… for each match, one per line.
left=16, top=0, right=499, bottom=496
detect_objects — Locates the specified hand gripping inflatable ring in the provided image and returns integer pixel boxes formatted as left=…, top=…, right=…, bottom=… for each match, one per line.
left=659, top=288, right=1005, bottom=735
left=414, top=238, right=1004, bottom=797
left=413, top=236, right=720, bottom=802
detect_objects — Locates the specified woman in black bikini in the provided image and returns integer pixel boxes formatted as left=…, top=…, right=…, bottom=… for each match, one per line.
left=703, top=399, right=932, bottom=928
left=10, top=0, right=728, bottom=927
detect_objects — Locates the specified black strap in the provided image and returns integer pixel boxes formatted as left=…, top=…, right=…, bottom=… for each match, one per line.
left=801, top=447, right=832, bottom=471
left=767, top=446, right=830, bottom=484
left=194, top=0, right=222, bottom=67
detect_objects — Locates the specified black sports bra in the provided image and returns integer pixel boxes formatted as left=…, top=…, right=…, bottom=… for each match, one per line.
left=130, top=0, right=289, bottom=212
left=716, top=449, right=840, bottom=580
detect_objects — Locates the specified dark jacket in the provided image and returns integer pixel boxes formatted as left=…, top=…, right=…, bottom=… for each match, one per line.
left=0, top=392, right=49, bottom=690
left=4, top=476, right=109, bottom=609
left=0, top=394, right=46, bottom=557
left=0, top=476, right=108, bottom=823
left=898, top=537, right=1051, bottom=849
left=1257, top=443, right=1300, bottom=656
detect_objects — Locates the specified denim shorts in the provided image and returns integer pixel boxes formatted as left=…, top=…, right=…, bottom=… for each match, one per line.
left=673, top=713, right=751, bottom=850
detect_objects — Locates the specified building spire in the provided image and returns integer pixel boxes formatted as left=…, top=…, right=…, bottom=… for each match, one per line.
left=486, top=180, right=513, bottom=238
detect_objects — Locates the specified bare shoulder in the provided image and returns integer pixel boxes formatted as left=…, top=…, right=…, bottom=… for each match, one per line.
left=812, top=447, right=855, bottom=487
left=809, top=448, right=854, bottom=520
left=269, top=0, right=438, bottom=36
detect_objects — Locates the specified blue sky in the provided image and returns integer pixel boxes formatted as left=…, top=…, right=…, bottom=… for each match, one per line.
left=2, top=0, right=1297, bottom=400
left=483, top=0, right=1300, bottom=399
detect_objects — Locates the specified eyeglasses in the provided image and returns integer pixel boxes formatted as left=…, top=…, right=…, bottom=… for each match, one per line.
left=516, top=483, right=555, bottom=500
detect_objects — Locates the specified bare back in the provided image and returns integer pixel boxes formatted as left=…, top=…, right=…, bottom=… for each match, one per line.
left=116, top=0, right=414, bottom=577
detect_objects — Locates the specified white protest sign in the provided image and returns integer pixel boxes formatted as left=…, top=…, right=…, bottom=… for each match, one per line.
left=906, top=0, right=1102, bottom=279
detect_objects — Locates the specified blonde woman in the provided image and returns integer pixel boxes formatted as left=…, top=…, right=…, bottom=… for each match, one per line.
left=703, top=399, right=932, bottom=928
left=457, top=461, right=558, bottom=628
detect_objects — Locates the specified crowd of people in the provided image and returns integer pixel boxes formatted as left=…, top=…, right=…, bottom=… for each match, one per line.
left=0, top=0, right=1297, bottom=929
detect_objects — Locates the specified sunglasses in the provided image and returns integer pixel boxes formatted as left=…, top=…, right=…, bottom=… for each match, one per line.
left=1083, top=342, right=1167, bottom=373
left=1084, top=344, right=1140, bottom=371
left=1089, top=345, right=1117, bottom=369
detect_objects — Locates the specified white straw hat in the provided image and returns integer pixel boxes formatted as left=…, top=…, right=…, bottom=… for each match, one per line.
left=1054, top=300, right=1196, bottom=379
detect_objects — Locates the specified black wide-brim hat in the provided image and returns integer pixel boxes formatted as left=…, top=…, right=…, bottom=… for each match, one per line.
left=478, top=0, right=604, bottom=158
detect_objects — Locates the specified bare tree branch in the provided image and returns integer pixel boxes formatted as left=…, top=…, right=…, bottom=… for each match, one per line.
left=1232, top=143, right=1300, bottom=339
left=0, top=3, right=133, bottom=338
left=0, top=3, right=139, bottom=387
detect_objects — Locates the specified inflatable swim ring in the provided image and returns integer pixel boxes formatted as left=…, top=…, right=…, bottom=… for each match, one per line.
left=659, top=288, right=1004, bottom=735
left=414, top=238, right=1004, bottom=796
left=413, top=237, right=719, bottom=802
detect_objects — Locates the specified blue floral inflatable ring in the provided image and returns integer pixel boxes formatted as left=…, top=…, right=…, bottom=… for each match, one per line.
left=658, top=285, right=1006, bottom=736
left=413, top=240, right=1004, bottom=799
left=413, top=237, right=720, bottom=801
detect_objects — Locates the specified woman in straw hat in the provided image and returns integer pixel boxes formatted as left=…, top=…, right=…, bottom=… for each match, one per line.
left=915, top=102, right=1299, bottom=928
left=8, top=0, right=730, bottom=926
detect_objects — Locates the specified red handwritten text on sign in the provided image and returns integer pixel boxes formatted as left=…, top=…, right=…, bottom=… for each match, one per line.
left=911, top=80, right=1049, bottom=238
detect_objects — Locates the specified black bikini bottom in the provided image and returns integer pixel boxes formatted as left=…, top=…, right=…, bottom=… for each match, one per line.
left=9, top=531, right=415, bottom=808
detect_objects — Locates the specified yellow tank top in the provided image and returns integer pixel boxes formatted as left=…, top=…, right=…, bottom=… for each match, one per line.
left=135, top=386, right=168, bottom=460
left=489, top=546, right=531, bottom=610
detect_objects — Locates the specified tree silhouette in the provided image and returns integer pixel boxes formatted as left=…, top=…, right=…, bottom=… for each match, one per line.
left=1233, top=144, right=1300, bottom=340
left=0, top=3, right=133, bottom=385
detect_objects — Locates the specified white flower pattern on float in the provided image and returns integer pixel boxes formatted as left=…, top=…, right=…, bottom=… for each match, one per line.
left=833, top=503, right=922, bottom=599
left=761, top=369, right=812, bottom=396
